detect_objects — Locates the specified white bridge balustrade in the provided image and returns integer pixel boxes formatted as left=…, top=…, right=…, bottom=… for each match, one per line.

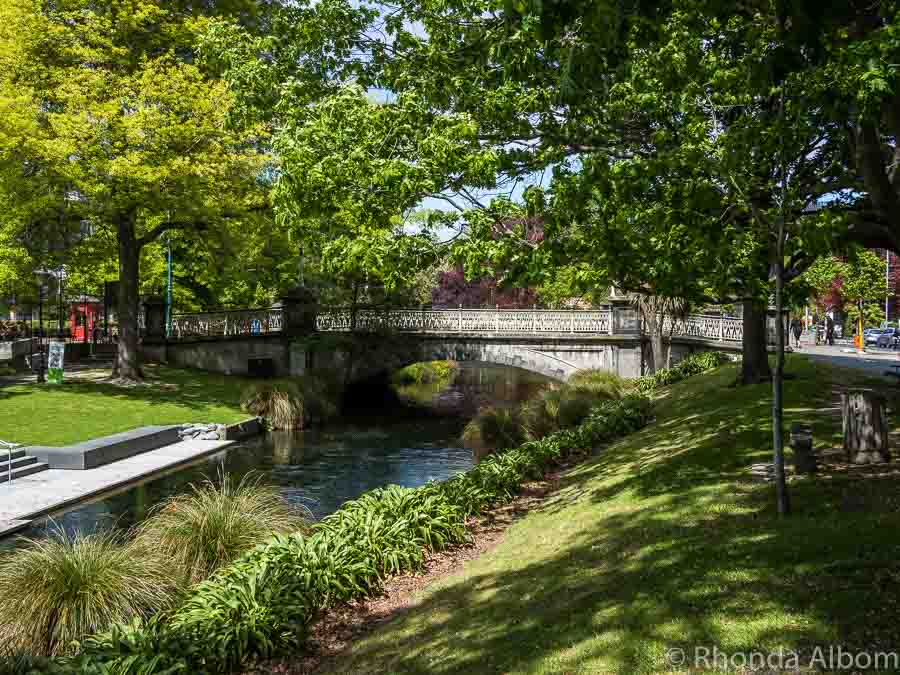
left=315, top=308, right=614, bottom=334
left=160, top=306, right=742, bottom=343
left=315, top=307, right=743, bottom=343
left=663, top=313, right=743, bottom=343
left=170, top=308, right=284, bottom=339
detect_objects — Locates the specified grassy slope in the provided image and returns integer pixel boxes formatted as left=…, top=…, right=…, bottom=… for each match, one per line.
left=328, top=356, right=900, bottom=674
left=0, top=365, right=254, bottom=446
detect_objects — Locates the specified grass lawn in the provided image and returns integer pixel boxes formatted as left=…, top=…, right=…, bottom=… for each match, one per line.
left=326, top=356, right=900, bottom=674
left=0, top=364, right=257, bottom=446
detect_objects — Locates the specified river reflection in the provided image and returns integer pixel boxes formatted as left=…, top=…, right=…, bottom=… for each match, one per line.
left=9, top=364, right=553, bottom=542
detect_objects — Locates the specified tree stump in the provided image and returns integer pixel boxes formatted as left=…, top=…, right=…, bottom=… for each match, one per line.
left=841, top=390, right=890, bottom=464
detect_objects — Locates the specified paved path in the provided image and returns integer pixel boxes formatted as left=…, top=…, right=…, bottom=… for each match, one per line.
left=0, top=437, right=233, bottom=537
left=797, top=344, right=900, bottom=380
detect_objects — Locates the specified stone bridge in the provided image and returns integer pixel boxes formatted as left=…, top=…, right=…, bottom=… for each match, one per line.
left=140, top=300, right=743, bottom=382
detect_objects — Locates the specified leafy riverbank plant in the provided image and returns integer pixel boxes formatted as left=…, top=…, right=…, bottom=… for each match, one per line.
left=0, top=529, right=176, bottom=658
left=633, top=351, right=731, bottom=392
left=134, top=474, right=310, bottom=587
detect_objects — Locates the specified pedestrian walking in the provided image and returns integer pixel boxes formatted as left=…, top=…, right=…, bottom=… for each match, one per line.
left=790, top=318, right=802, bottom=348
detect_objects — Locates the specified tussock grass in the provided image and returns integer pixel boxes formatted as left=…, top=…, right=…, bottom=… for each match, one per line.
left=240, top=381, right=304, bottom=429
left=240, top=376, right=338, bottom=429
left=462, top=406, right=525, bottom=460
left=568, top=369, right=627, bottom=399
left=469, top=371, right=627, bottom=454
left=134, top=474, right=310, bottom=586
left=0, top=528, right=175, bottom=656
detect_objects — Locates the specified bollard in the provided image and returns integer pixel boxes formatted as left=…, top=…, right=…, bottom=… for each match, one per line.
left=790, top=422, right=817, bottom=475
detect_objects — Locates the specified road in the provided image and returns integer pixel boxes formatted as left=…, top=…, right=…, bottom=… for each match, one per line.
left=796, top=343, right=900, bottom=380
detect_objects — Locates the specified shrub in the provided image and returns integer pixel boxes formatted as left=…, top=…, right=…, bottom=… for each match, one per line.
left=0, top=529, right=175, bottom=657
left=133, top=474, right=310, bottom=587
left=392, top=360, right=459, bottom=385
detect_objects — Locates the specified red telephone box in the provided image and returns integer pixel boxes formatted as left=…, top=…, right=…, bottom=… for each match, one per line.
left=69, top=301, right=101, bottom=341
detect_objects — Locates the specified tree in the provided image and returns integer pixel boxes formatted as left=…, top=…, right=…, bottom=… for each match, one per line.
left=841, top=249, right=889, bottom=334
left=205, top=0, right=900, bottom=517
left=0, top=0, right=272, bottom=380
left=805, top=251, right=889, bottom=332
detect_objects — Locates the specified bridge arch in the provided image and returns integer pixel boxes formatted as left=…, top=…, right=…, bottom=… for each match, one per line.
left=415, top=340, right=576, bottom=381
left=335, top=335, right=642, bottom=386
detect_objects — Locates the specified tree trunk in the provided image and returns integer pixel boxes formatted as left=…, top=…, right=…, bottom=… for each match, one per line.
left=649, top=330, right=664, bottom=374
left=772, top=231, right=790, bottom=516
left=841, top=390, right=890, bottom=464
left=113, top=216, right=143, bottom=381
left=741, top=299, right=771, bottom=384
left=639, top=309, right=664, bottom=374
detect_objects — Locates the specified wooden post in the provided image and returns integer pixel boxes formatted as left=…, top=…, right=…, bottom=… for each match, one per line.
left=841, top=389, right=890, bottom=464
left=458, top=304, right=462, bottom=332
left=608, top=306, right=615, bottom=335
left=495, top=304, right=500, bottom=332
left=719, top=309, right=725, bottom=342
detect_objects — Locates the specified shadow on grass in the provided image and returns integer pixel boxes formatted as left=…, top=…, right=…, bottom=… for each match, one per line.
left=330, top=357, right=900, bottom=674
left=6, top=364, right=257, bottom=415
left=335, top=494, right=900, bottom=675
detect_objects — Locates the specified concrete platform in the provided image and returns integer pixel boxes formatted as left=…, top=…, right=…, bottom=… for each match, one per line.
left=0, top=437, right=234, bottom=531
left=30, top=426, right=182, bottom=470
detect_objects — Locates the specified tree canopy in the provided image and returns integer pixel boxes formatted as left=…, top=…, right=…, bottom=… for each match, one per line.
left=0, top=0, right=275, bottom=377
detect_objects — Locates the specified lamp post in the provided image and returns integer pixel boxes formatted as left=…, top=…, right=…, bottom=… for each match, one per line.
left=34, top=269, right=49, bottom=383
left=165, top=235, right=173, bottom=337
left=886, top=250, right=891, bottom=327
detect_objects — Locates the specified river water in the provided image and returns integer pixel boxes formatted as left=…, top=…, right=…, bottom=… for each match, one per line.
left=12, top=364, right=551, bottom=541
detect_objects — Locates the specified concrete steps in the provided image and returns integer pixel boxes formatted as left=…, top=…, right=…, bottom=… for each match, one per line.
left=0, top=448, right=48, bottom=484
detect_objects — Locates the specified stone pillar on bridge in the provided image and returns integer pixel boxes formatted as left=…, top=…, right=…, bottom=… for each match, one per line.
left=278, top=286, right=318, bottom=337
left=278, top=286, right=317, bottom=376
left=609, top=290, right=639, bottom=335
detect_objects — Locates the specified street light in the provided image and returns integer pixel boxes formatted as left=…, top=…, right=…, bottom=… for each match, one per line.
left=165, top=234, right=173, bottom=338
left=886, top=250, right=891, bottom=327
left=34, top=269, right=50, bottom=383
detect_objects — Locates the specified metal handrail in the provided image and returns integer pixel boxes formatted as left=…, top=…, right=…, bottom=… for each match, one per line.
left=0, top=440, right=20, bottom=486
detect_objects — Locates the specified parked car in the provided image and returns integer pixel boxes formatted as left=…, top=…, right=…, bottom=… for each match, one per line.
left=879, top=328, right=900, bottom=348
left=865, top=329, right=886, bottom=347
left=865, top=328, right=899, bottom=348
